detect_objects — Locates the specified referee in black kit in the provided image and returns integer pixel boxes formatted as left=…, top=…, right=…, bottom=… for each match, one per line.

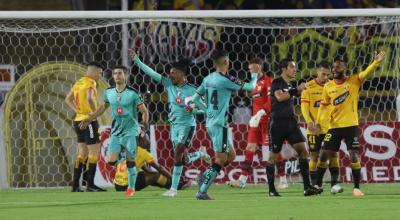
left=266, top=58, right=322, bottom=197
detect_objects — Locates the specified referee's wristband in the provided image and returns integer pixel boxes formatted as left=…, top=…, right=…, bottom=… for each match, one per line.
left=288, top=87, right=298, bottom=96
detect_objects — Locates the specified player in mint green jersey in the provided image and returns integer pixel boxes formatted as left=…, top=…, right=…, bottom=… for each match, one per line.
left=192, top=50, right=258, bottom=200
left=129, top=49, right=211, bottom=197
left=80, top=66, right=149, bottom=197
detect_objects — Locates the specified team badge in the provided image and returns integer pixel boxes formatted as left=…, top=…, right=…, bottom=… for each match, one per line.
left=117, top=107, right=123, bottom=115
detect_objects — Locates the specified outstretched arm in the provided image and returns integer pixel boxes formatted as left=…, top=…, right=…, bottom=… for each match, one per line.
left=358, top=51, right=385, bottom=82
left=241, top=73, right=258, bottom=91
left=129, top=49, right=163, bottom=83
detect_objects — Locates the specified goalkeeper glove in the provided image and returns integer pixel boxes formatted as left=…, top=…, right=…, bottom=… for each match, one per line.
left=249, top=109, right=266, bottom=128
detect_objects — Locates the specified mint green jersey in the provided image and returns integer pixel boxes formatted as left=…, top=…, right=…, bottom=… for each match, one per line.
left=104, top=86, right=143, bottom=137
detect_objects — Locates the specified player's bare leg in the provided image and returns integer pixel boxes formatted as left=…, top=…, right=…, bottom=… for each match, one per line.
left=292, top=142, right=321, bottom=196
left=72, top=143, right=88, bottom=192
left=349, top=149, right=364, bottom=196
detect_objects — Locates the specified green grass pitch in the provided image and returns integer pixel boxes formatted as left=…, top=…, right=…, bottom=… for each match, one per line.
left=1, top=183, right=399, bottom=220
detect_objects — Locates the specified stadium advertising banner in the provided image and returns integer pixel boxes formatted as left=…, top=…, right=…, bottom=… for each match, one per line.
left=150, top=122, right=400, bottom=184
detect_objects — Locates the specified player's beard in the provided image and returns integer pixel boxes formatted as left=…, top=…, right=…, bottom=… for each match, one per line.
left=333, top=71, right=345, bottom=80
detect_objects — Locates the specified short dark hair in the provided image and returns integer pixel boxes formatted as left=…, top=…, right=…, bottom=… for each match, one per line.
left=249, top=56, right=263, bottom=66
left=114, top=65, right=128, bottom=74
left=278, top=58, right=294, bottom=74
left=171, top=58, right=192, bottom=73
left=318, top=61, right=330, bottom=69
left=211, top=50, right=228, bottom=61
left=87, top=62, right=104, bottom=69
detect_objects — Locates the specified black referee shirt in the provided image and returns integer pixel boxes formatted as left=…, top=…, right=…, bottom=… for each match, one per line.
left=270, top=76, right=296, bottom=119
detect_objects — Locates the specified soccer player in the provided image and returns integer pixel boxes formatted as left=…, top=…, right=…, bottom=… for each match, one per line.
left=266, top=58, right=320, bottom=197
left=192, top=50, right=258, bottom=200
left=301, top=62, right=343, bottom=194
left=65, top=62, right=106, bottom=192
left=314, top=52, right=385, bottom=196
left=226, top=56, right=288, bottom=189
left=80, top=66, right=149, bottom=197
left=128, top=49, right=211, bottom=197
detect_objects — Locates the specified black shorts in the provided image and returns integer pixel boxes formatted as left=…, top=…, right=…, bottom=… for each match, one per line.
left=114, top=171, right=146, bottom=192
left=73, top=120, right=100, bottom=145
left=307, top=134, right=325, bottom=152
left=269, top=117, right=305, bottom=153
left=322, top=126, right=360, bottom=152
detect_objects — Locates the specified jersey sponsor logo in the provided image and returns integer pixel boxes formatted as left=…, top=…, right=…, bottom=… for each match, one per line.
left=314, top=100, right=321, bottom=107
left=117, top=107, right=124, bottom=115
left=333, top=91, right=349, bottom=105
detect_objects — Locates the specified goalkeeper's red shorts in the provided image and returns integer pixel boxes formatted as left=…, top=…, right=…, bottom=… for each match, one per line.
left=247, top=119, right=269, bottom=146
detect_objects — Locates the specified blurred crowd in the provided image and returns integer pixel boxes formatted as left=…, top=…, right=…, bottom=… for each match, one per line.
left=73, top=0, right=398, bottom=10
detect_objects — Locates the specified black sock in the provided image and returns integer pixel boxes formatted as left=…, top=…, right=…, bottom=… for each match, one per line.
left=72, top=157, right=85, bottom=188
left=87, top=163, right=97, bottom=187
left=266, top=163, right=276, bottom=192
left=316, top=167, right=327, bottom=187
left=352, top=168, right=361, bottom=189
left=165, top=178, right=172, bottom=189
left=299, top=158, right=311, bottom=190
left=82, top=163, right=87, bottom=185
left=329, top=167, right=339, bottom=187
left=310, top=171, right=317, bottom=186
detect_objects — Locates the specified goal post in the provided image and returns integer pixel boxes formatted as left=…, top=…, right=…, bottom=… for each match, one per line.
left=0, top=9, right=399, bottom=188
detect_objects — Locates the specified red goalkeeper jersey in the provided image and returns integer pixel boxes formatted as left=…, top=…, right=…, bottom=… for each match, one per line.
left=251, top=75, right=272, bottom=122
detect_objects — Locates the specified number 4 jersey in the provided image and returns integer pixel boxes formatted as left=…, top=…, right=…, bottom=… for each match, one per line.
left=197, top=71, right=245, bottom=127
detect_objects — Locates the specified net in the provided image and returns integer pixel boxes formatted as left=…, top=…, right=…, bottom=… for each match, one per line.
left=1, top=10, right=399, bottom=187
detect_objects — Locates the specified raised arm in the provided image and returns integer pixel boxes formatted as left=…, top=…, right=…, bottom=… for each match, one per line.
left=358, top=51, right=385, bottom=83
left=129, top=49, right=163, bottom=83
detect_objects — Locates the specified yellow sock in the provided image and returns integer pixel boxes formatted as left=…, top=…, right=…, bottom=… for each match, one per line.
left=317, top=160, right=328, bottom=169
left=309, top=160, right=317, bottom=172
left=329, top=156, right=340, bottom=168
left=88, top=155, right=98, bottom=164
left=351, top=162, right=361, bottom=169
left=75, top=156, right=87, bottom=168
left=156, top=175, right=168, bottom=186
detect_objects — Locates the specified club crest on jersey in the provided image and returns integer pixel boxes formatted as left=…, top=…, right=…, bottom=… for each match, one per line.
left=176, top=98, right=183, bottom=104
left=333, top=91, right=349, bottom=105
left=117, top=107, right=124, bottom=115
left=314, top=100, right=321, bottom=107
